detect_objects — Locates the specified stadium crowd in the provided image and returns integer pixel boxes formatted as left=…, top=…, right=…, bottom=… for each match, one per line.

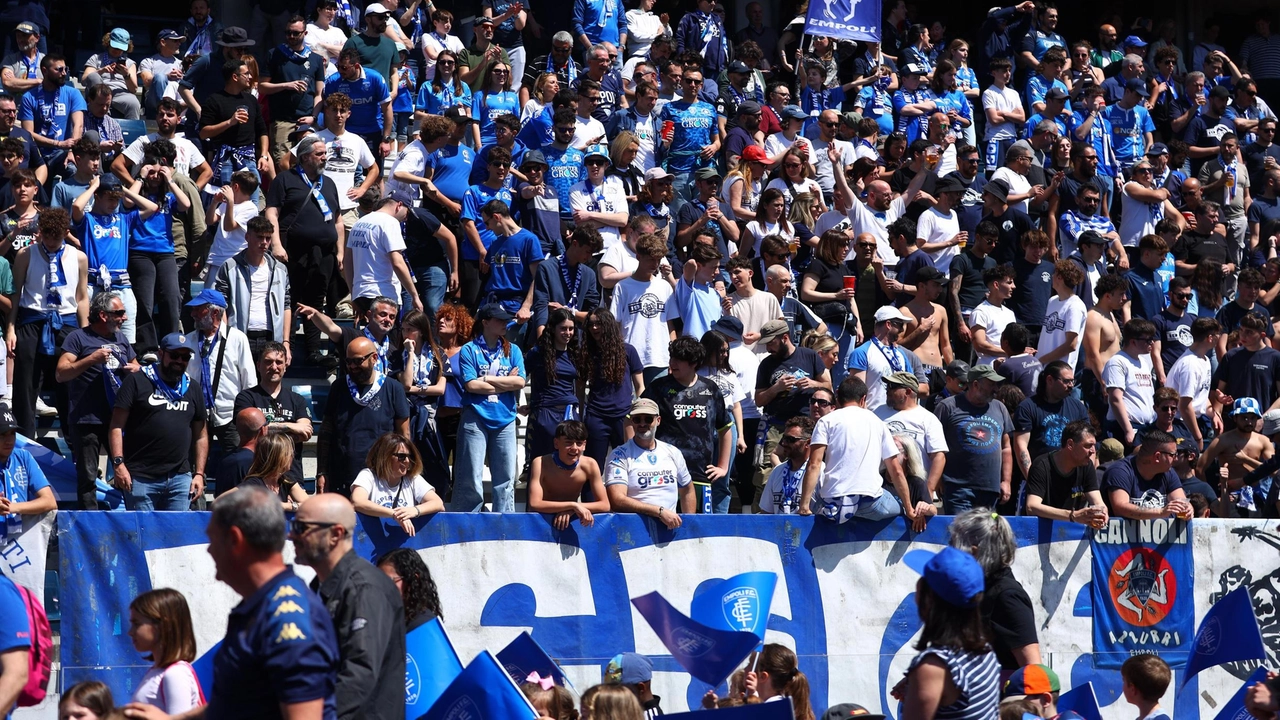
left=0, top=0, right=1280, bottom=716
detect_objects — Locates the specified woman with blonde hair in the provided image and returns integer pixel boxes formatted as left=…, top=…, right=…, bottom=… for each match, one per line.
left=744, top=644, right=815, bottom=720
left=522, top=71, right=561, bottom=124
left=801, top=331, right=839, bottom=371
left=240, top=432, right=309, bottom=510
left=766, top=145, right=821, bottom=216
left=124, top=588, right=203, bottom=713
left=580, top=684, right=643, bottom=720
left=607, top=130, right=643, bottom=202
left=351, top=432, right=444, bottom=535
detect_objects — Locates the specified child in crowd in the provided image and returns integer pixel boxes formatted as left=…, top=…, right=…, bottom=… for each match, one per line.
left=125, top=588, right=204, bottom=714
left=59, top=681, right=115, bottom=720
left=204, top=169, right=260, bottom=277
left=392, top=45, right=417, bottom=154
left=1121, top=654, right=1172, bottom=720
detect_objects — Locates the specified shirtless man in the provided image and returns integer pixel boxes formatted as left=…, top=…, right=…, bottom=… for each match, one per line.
left=900, top=265, right=953, bottom=375
left=527, top=420, right=611, bottom=529
left=1197, top=398, right=1274, bottom=512
left=1082, top=272, right=1126, bottom=417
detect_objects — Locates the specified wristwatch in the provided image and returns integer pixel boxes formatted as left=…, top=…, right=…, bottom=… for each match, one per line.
left=111, top=456, right=125, bottom=467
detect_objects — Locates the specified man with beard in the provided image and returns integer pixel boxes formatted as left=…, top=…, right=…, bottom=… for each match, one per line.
left=606, top=398, right=696, bottom=526
left=1151, top=277, right=1195, bottom=385
left=109, top=332, right=208, bottom=510
left=1059, top=178, right=1121, bottom=260
left=900, top=266, right=952, bottom=376
left=233, top=342, right=312, bottom=490
left=316, top=336, right=409, bottom=496
left=527, top=420, right=611, bottom=529
left=935, top=364, right=1014, bottom=513
left=112, top=97, right=212, bottom=187
left=343, top=4, right=397, bottom=81
left=758, top=415, right=815, bottom=515
left=979, top=179, right=1036, bottom=266
left=1012, top=360, right=1089, bottom=479
left=1197, top=397, right=1273, bottom=516
left=875, top=371, right=947, bottom=495
left=1023, top=419, right=1109, bottom=525
left=300, top=295, right=403, bottom=380
left=847, top=306, right=912, bottom=412
left=292, top=493, right=404, bottom=719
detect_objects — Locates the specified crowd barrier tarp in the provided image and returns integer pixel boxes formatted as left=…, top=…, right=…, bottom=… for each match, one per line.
left=56, top=512, right=1280, bottom=720
left=1, top=510, right=55, bottom=600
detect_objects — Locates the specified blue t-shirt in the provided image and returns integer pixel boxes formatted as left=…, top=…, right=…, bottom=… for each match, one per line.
left=932, top=89, right=971, bottom=134
left=80, top=209, right=138, bottom=276
left=1071, top=111, right=1119, bottom=177
left=458, top=338, right=526, bottom=429
left=517, top=106, right=554, bottom=150
left=855, top=85, right=895, bottom=134
left=1023, top=111, right=1070, bottom=139
left=800, top=85, right=845, bottom=135
left=573, top=0, right=621, bottom=45
left=129, top=193, right=176, bottom=254
left=1102, top=455, right=1183, bottom=510
left=0, top=575, right=29, bottom=720
left=425, top=143, right=474, bottom=203
left=472, top=90, right=519, bottom=146
left=2, top=447, right=49, bottom=504
left=673, top=278, right=722, bottom=339
left=416, top=81, right=471, bottom=115
left=391, top=66, right=415, bottom=113
left=1024, top=75, right=1067, bottom=111
left=659, top=100, right=717, bottom=173
left=18, top=84, right=86, bottom=158
left=460, top=183, right=514, bottom=262
left=323, top=68, right=390, bottom=135
left=1105, top=103, right=1154, bottom=166
left=542, top=145, right=584, bottom=219
left=484, top=228, right=545, bottom=309
left=469, top=141, right=528, bottom=186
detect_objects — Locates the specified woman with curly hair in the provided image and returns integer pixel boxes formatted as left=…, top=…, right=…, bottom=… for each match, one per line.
left=434, top=302, right=474, bottom=478
left=1189, top=258, right=1225, bottom=319
left=527, top=307, right=583, bottom=459
left=582, top=308, right=644, bottom=467
left=376, top=547, right=444, bottom=630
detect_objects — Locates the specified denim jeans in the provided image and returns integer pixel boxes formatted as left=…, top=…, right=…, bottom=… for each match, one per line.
left=413, top=263, right=450, bottom=318
left=670, top=171, right=695, bottom=219
left=942, top=483, right=1000, bottom=515
left=127, top=471, right=193, bottom=511
left=709, top=424, right=736, bottom=514
left=451, top=406, right=517, bottom=512
left=817, top=489, right=904, bottom=523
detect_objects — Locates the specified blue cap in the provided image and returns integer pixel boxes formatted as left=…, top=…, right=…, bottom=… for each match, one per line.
left=781, top=104, right=807, bottom=121
left=605, top=652, right=652, bottom=685
left=584, top=144, right=610, bottom=160
left=1125, top=78, right=1150, bottom=98
left=1234, top=397, right=1263, bottom=418
left=108, top=27, right=131, bottom=50
left=159, top=332, right=198, bottom=353
left=476, top=302, right=514, bottom=322
left=1146, top=142, right=1169, bottom=156
left=185, top=288, right=227, bottom=308
left=1123, top=35, right=1148, bottom=48
left=711, top=315, right=744, bottom=342
left=905, top=547, right=985, bottom=608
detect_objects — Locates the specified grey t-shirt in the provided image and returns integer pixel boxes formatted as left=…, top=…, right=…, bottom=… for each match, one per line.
left=85, top=52, right=137, bottom=93
left=1, top=52, right=42, bottom=85
left=935, top=393, right=1014, bottom=494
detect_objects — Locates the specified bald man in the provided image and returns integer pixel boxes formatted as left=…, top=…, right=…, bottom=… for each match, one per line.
left=766, top=263, right=827, bottom=344
left=293, top=494, right=405, bottom=720
left=215, top=407, right=268, bottom=496
left=315, top=336, right=411, bottom=495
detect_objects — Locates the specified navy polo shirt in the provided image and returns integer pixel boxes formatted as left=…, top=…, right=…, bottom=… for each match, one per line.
left=1126, top=264, right=1166, bottom=321
left=206, top=567, right=339, bottom=720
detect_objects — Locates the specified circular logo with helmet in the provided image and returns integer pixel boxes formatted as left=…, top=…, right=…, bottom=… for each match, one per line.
left=1108, top=548, right=1178, bottom=627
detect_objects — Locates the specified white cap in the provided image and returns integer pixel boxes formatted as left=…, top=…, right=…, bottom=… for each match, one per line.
left=644, top=167, right=673, bottom=182
left=364, top=3, right=391, bottom=14
left=874, top=306, right=910, bottom=324
left=1262, top=409, right=1280, bottom=436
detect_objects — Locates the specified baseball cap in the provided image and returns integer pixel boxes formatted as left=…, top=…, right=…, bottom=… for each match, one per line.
left=1078, top=229, right=1107, bottom=245
left=902, top=62, right=928, bottom=77
left=968, top=364, right=1003, bottom=383
left=874, top=306, right=910, bottom=324
left=736, top=100, right=762, bottom=116
left=158, top=29, right=186, bottom=41
left=781, top=105, right=807, bottom=121
left=695, top=166, right=722, bottom=181
left=159, top=332, right=199, bottom=353
left=915, top=266, right=945, bottom=283
left=1125, top=78, right=1150, bottom=98
left=1001, top=664, right=1061, bottom=700
left=905, top=546, right=984, bottom=608
left=936, top=176, right=966, bottom=194
left=883, top=371, right=919, bottom=391
left=1209, top=85, right=1232, bottom=100
left=476, top=302, right=514, bottom=322
left=1234, top=397, right=1263, bottom=418
left=759, top=319, right=791, bottom=343
left=442, top=106, right=477, bottom=124
left=711, top=316, right=745, bottom=343
left=14, top=22, right=38, bottom=35
left=727, top=60, right=750, bottom=74
left=475, top=16, right=495, bottom=26
left=630, top=398, right=660, bottom=417
left=605, top=652, right=653, bottom=685
left=740, top=145, right=769, bottom=164
left=216, top=27, right=255, bottom=47
left=644, top=166, right=673, bottom=182
left=983, top=178, right=1010, bottom=203
left=520, top=149, right=548, bottom=169
left=0, top=405, right=16, bottom=434
left=1263, top=409, right=1280, bottom=435
left=1122, top=35, right=1149, bottom=48
left=108, top=28, right=131, bottom=50
left=97, top=174, right=124, bottom=193
left=841, top=111, right=864, bottom=128
left=185, top=288, right=227, bottom=308
left=364, top=2, right=392, bottom=15
left=1045, top=86, right=1068, bottom=102
left=944, top=359, right=970, bottom=379
left=823, top=705, right=887, bottom=720
left=1146, top=143, right=1170, bottom=156
left=1098, top=438, right=1125, bottom=463
left=584, top=144, right=610, bottom=160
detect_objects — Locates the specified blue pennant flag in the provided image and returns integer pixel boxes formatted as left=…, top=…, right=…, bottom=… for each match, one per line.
left=1211, top=667, right=1271, bottom=720
left=406, top=618, right=464, bottom=720
left=631, top=591, right=763, bottom=688
left=1056, top=682, right=1102, bottom=720
left=191, top=641, right=220, bottom=697
left=689, top=571, right=777, bottom=641
left=663, top=697, right=794, bottom=720
left=803, top=0, right=881, bottom=43
left=1181, top=587, right=1268, bottom=690
left=420, top=650, right=538, bottom=720
left=496, top=631, right=571, bottom=689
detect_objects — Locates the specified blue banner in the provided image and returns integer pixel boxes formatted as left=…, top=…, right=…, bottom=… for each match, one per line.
left=191, top=641, right=219, bottom=697
left=496, top=631, right=569, bottom=688
left=803, top=0, right=881, bottom=43
left=1057, top=681, right=1102, bottom=720
left=421, top=650, right=538, bottom=720
left=1210, top=667, right=1269, bottom=720
left=1090, top=519, right=1195, bottom=668
left=406, top=618, right=463, bottom=719
left=632, top=591, right=762, bottom=688
left=1181, top=587, right=1267, bottom=689
left=689, top=571, right=777, bottom=640
left=664, top=697, right=794, bottom=720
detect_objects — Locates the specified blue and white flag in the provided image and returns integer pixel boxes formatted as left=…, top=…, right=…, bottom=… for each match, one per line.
left=421, top=650, right=538, bottom=720
left=663, top=697, right=794, bottom=720
left=406, top=618, right=464, bottom=720
left=496, top=631, right=571, bottom=689
left=803, top=0, right=881, bottom=43
left=1056, top=681, right=1102, bottom=720
left=1181, top=587, right=1268, bottom=690
left=631, top=591, right=762, bottom=687
left=1211, top=667, right=1270, bottom=720
left=690, top=571, right=777, bottom=642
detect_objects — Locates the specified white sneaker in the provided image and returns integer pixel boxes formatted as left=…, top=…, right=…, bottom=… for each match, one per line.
left=35, top=397, right=56, bottom=417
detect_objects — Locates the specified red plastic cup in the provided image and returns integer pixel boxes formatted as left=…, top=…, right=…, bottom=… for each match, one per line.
left=661, top=120, right=675, bottom=141
left=843, top=276, right=857, bottom=291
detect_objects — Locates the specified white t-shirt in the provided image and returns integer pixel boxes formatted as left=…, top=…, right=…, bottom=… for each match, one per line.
left=569, top=176, right=629, bottom=249
left=729, top=343, right=761, bottom=419
left=759, top=458, right=819, bottom=514
left=765, top=177, right=822, bottom=215
left=730, top=290, right=783, bottom=353
left=605, top=439, right=691, bottom=511
left=306, top=23, right=350, bottom=63
left=247, top=261, right=271, bottom=331
left=1165, top=351, right=1212, bottom=417
left=982, top=86, right=1021, bottom=141
left=810, top=137, right=856, bottom=194
left=351, top=468, right=435, bottom=508
left=206, top=199, right=260, bottom=274
left=1102, top=350, right=1156, bottom=425
left=385, top=140, right=428, bottom=203
left=744, top=219, right=794, bottom=256
left=874, top=404, right=949, bottom=476
left=419, top=31, right=466, bottom=81
left=122, top=133, right=207, bottom=178
left=131, top=662, right=202, bottom=714
left=763, top=132, right=816, bottom=165
left=991, top=167, right=1032, bottom=214
left=1118, top=183, right=1164, bottom=247
left=632, top=110, right=658, bottom=173
left=915, top=206, right=960, bottom=276
left=721, top=175, right=761, bottom=224
left=572, top=114, right=607, bottom=149
left=1038, top=294, right=1087, bottom=370
left=611, top=275, right=678, bottom=368
left=599, top=242, right=638, bottom=278
left=846, top=193, right=908, bottom=265
left=810, top=405, right=899, bottom=499
left=347, top=211, right=407, bottom=300
left=318, top=129, right=375, bottom=211
left=969, top=300, right=1017, bottom=366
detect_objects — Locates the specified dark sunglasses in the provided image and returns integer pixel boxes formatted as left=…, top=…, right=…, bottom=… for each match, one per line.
left=345, top=350, right=376, bottom=366
left=392, top=452, right=412, bottom=461
left=779, top=434, right=806, bottom=444
left=106, top=309, right=127, bottom=317
left=289, top=519, right=337, bottom=536
left=810, top=398, right=833, bottom=407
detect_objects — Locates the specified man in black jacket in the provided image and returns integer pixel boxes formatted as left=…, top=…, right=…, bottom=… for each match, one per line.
left=293, top=494, right=405, bottom=720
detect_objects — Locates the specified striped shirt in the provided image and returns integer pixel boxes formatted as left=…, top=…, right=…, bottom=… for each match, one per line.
left=907, top=646, right=1000, bottom=720
left=1059, top=210, right=1116, bottom=259
left=1241, top=34, right=1280, bottom=79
